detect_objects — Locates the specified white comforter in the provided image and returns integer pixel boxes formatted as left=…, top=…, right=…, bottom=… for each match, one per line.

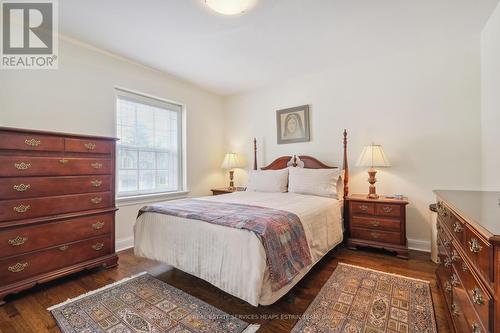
left=134, top=191, right=343, bottom=306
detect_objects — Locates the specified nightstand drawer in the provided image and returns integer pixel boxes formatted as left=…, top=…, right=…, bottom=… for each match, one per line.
left=351, top=227, right=401, bottom=245
left=350, top=201, right=375, bottom=215
left=375, top=203, right=401, bottom=217
left=351, top=216, right=400, bottom=232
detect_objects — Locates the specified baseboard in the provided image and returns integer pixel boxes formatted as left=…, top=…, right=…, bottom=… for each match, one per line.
left=407, top=238, right=431, bottom=253
left=116, top=236, right=134, bottom=252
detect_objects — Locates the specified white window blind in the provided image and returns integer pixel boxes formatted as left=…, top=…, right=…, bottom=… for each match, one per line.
left=115, top=89, right=183, bottom=197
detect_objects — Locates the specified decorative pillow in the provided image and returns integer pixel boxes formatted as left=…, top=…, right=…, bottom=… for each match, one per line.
left=246, top=168, right=289, bottom=193
left=288, top=167, right=341, bottom=198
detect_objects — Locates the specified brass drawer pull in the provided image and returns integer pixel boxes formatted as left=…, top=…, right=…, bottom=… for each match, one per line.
left=92, top=221, right=104, bottom=230
left=451, top=303, right=461, bottom=317
left=382, top=206, right=393, bottom=213
left=13, top=204, right=30, bottom=213
left=91, top=162, right=103, bottom=169
left=444, top=257, right=452, bottom=268
left=462, top=262, right=468, bottom=272
left=59, top=245, right=69, bottom=251
left=451, top=273, right=459, bottom=287
left=444, top=282, right=452, bottom=294
left=443, top=239, right=451, bottom=248
left=84, top=142, right=96, bottom=150
left=453, top=222, right=463, bottom=233
left=8, top=262, right=28, bottom=273
left=13, top=184, right=31, bottom=192
left=451, top=250, right=460, bottom=262
left=472, top=323, right=482, bottom=333
left=91, top=180, right=102, bottom=187
left=370, top=232, right=380, bottom=239
left=24, top=138, right=41, bottom=147
left=14, top=162, right=31, bottom=170
left=92, top=242, right=104, bottom=251
left=59, top=159, right=69, bottom=164
left=469, top=238, right=482, bottom=253
left=8, top=236, right=28, bottom=246
left=90, top=197, right=102, bottom=204
left=472, top=287, right=484, bottom=305
left=370, top=221, right=380, bottom=227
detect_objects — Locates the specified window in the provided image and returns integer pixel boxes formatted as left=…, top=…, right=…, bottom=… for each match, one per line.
left=116, top=89, right=183, bottom=197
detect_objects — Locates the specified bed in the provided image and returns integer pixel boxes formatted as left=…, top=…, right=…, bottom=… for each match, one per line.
left=134, top=130, right=349, bottom=306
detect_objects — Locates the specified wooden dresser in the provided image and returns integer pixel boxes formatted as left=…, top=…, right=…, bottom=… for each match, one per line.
left=435, top=190, right=500, bottom=333
left=347, top=194, right=409, bottom=259
left=0, top=127, right=118, bottom=305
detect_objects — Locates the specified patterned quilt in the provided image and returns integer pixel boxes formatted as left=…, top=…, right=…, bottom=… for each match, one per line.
left=138, top=199, right=312, bottom=291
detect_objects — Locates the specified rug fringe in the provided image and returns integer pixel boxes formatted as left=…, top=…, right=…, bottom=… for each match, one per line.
left=47, top=272, right=148, bottom=311
left=338, top=263, right=431, bottom=284
left=242, top=324, right=260, bottom=333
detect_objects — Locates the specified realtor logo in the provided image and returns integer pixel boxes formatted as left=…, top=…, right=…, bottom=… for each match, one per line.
left=1, top=0, right=58, bottom=69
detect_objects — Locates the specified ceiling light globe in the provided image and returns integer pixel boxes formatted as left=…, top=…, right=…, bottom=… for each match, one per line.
left=205, top=0, right=257, bottom=15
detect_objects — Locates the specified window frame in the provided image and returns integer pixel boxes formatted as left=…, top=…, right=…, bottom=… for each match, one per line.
left=114, top=88, right=185, bottom=199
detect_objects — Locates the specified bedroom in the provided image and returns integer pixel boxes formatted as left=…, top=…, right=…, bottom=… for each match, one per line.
left=0, top=0, right=499, bottom=332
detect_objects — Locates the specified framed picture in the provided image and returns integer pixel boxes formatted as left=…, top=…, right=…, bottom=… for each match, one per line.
left=276, top=105, right=310, bottom=144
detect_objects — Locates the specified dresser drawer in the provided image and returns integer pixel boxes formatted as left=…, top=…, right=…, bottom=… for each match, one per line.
left=0, top=212, right=113, bottom=257
left=464, top=225, right=492, bottom=282
left=350, top=201, right=375, bottom=215
left=0, top=132, right=64, bottom=152
left=0, top=156, right=112, bottom=177
left=350, top=227, right=401, bottom=245
left=65, top=138, right=113, bottom=154
left=375, top=203, right=401, bottom=217
left=451, top=271, right=488, bottom=333
left=351, top=216, right=400, bottom=232
left=0, top=192, right=112, bottom=222
left=0, top=175, right=112, bottom=200
left=0, top=235, right=111, bottom=285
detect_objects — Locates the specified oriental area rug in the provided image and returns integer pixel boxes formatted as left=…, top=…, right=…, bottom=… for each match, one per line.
left=48, top=272, right=259, bottom=333
left=291, top=263, right=438, bottom=333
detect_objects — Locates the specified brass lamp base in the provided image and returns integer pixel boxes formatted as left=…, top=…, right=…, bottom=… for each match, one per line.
left=366, top=168, right=379, bottom=199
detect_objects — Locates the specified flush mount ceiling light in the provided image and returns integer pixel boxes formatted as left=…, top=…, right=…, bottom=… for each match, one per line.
left=205, top=0, right=257, bottom=15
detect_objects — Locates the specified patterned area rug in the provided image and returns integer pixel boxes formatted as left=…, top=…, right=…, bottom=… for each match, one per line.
left=48, top=272, right=259, bottom=333
left=291, top=263, right=437, bottom=333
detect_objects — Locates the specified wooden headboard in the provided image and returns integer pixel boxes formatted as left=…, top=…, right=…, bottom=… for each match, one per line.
left=252, top=129, right=349, bottom=199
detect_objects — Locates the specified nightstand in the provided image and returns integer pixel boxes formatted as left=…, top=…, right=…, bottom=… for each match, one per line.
left=346, top=194, right=409, bottom=259
left=210, top=188, right=235, bottom=196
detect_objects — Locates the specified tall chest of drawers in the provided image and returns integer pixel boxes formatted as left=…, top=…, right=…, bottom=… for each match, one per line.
left=0, top=127, right=118, bottom=305
left=435, top=190, right=500, bottom=333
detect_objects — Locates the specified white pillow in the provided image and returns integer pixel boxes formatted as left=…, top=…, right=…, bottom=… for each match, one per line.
left=246, top=168, right=289, bottom=193
left=288, top=167, right=341, bottom=198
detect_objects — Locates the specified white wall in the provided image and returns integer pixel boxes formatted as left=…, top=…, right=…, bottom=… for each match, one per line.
left=481, top=2, right=500, bottom=190
left=0, top=38, right=226, bottom=250
left=224, top=37, right=482, bottom=251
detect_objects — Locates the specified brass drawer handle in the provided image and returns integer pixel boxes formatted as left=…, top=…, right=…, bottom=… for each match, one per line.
left=472, top=323, right=482, bottom=333
left=451, top=250, right=460, bottom=262
left=472, top=287, right=484, bottom=305
left=92, top=242, right=104, bottom=251
left=370, top=221, right=380, bottom=227
left=8, top=236, right=28, bottom=246
left=358, top=204, right=369, bottom=211
left=444, top=257, right=452, bottom=268
left=59, top=159, right=69, bottom=164
left=91, top=162, right=103, bottom=169
left=59, top=245, right=69, bottom=251
left=451, top=273, right=459, bottom=287
left=462, top=262, right=468, bottom=272
left=370, top=232, right=380, bottom=239
left=443, top=239, right=451, bottom=248
left=91, top=180, right=102, bottom=187
left=84, top=143, right=96, bottom=150
left=90, top=197, right=102, bottom=204
left=451, top=303, right=461, bottom=317
left=469, top=238, right=483, bottom=253
left=24, top=138, right=41, bottom=147
left=13, top=184, right=31, bottom=192
left=13, top=204, right=30, bottom=213
left=453, top=222, right=463, bottom=233
left=14, top=162, right=31, bottom=170
left=92, top=221, right=104, bottom=230
left=8, top=262, right=28, bottom=273
left=444, top=282, right=452, bottom=294
left=382, top=206, right=393, bottom=213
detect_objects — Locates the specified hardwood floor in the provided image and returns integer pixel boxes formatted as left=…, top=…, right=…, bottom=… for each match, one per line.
left=0, top=246, right=452, bottom=333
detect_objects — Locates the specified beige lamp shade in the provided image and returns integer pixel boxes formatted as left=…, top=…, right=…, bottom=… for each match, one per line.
left=221, top=153, right=244, bottom=170
left=356, top=144, right=391, bottom=168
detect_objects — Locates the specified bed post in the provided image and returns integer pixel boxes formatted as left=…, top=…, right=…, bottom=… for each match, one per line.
left=253, top=138, right=257, bottom=170
left=343, top=129, right=349, bottom=199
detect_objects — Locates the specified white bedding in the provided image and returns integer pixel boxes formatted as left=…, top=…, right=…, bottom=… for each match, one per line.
left=133, top=191, right=343, bottom=306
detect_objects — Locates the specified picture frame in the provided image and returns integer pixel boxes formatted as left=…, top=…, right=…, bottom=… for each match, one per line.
left=276, top=105, right=310, bottom=144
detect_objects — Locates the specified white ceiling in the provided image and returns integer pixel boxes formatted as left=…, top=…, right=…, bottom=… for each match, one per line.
left=60, top=0, right=499, bottom=96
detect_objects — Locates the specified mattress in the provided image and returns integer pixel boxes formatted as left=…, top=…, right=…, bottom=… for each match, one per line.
left=133, top=191, right=343, bottom=306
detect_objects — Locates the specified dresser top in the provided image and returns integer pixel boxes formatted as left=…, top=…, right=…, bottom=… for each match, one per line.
left=434, top=190, right=500, bottom=236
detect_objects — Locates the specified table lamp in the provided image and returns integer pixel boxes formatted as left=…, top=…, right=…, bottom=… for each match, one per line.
left=356, top=144, right=391, bottom=199
left=221, top=153, right=244, bottom=190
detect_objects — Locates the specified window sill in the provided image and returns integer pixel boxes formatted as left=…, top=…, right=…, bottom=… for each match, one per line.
left=116, top=191, right=189, bottom=207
